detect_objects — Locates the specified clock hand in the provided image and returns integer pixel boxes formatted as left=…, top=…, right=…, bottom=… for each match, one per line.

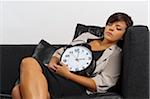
left=77, top=51, right=79, bottom=59
left=70, top=52, right=77, bottom=59
left=78, top=57, right=91, bottom=60
left=77, top=58, right=86, bottom=60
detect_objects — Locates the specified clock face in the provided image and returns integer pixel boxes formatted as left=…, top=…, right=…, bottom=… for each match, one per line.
left=61, top=46, right=92, bottom=72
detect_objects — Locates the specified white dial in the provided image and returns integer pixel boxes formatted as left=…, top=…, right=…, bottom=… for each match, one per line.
left=61, top=46, right=92, bottom=72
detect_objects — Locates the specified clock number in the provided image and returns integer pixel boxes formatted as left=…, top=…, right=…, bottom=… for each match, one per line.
left=75, top=68, right=79, bottom=71
left=86, top=52, right=89, bottom=55
left=69, top=51, right=73, bottom=54
left=88, top=57, right=92, bottom=60
left=63, top=59, right=67, bottom=63
left=82, top=66, right=85, bottom=70
left=65, top=54, right=70, bottom=57
left=82, top=50, right=84, bottom=52
left=75, top=48, right=79, bottom=52
left=87, top=62, right=89, bottom=65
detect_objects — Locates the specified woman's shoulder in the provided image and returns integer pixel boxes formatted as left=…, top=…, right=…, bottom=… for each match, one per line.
left=110, top=44, right=122, bottom=54
left=79, top=32, right=100, bottom=38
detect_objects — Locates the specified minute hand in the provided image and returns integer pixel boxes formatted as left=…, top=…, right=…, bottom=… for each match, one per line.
left=70, top=53, right=76, bottom=59
left=77, top=58, right=88, bottom=60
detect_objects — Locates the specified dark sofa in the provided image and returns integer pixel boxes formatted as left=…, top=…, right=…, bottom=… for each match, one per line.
left=0, top=24, right=149, bottom=99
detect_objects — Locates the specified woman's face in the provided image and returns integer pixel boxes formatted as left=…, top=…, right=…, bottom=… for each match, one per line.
left=103, top=21, right=127, bottom=43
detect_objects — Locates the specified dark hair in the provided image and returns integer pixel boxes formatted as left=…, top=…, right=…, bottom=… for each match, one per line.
left=106, top=12, right=133, bottom=29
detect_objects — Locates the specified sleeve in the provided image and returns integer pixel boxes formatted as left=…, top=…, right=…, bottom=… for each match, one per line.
left=87, top=50, right=122, bottom=94
left=52, top=47, right=65, bottom=60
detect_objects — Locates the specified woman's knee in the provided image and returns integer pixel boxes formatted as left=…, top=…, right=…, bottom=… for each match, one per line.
left=20, top=57, right=42, bottom=72
left=21, top=57, right=36, bottom=65
left=11, top=84, right=21, bottom=99
left=12, top=84, right=19, bottom=94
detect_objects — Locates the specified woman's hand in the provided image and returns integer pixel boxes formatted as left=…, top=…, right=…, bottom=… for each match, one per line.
left=54, top=62, right=72, bottom=79
left=48, top=56, right=59, bottom=72
left=48, top=61, right=57, bottom=72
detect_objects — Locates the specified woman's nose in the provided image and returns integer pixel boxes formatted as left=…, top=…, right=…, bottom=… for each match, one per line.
left=108, top=24, right=115, bottom=31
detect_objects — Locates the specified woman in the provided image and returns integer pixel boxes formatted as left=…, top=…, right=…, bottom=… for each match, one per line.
left=11, top=12, right=133, bottom=99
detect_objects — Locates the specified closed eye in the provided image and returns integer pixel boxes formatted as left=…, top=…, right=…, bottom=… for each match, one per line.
left=116, top=28, right=122, bottom=31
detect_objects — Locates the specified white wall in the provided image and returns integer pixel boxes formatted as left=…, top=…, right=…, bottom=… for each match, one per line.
left=0, top=1, right=149, bottom=44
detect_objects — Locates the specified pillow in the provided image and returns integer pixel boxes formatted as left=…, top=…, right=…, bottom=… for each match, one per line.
left=73, top=23, right=104, bottom=40
left=32, top=39, right=58, bottom=65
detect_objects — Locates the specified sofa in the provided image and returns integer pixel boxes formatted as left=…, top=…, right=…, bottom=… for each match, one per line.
left=0, top=24, right=149, bottom=99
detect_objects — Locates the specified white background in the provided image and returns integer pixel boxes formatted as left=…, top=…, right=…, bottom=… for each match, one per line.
left=0, top=0, right=149, bottom=44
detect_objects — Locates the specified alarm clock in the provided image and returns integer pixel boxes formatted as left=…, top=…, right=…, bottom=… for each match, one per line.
left=60, top=43, right=96, bottom=76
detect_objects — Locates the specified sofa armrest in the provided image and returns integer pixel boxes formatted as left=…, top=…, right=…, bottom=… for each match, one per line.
left=121, top=25, right=149, bottom=98
left=0, top=45, right=36, bottom=94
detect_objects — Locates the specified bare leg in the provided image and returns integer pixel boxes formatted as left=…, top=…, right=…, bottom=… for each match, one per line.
left=11, top=84, right=22, bottom=99
left=11, top=84, right=50, bottom=99
left=19, top=57, right=49, bottom=99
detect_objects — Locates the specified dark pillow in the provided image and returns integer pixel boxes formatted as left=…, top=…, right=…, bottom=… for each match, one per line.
left=73, top=23, right=104, bottom=40
left=32, top=39, right=58, bottom=65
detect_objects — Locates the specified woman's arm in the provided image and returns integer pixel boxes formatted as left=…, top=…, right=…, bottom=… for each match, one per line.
left=68, top=71, right=97, bottom=92
left=91, top=49, right=122, bottom=93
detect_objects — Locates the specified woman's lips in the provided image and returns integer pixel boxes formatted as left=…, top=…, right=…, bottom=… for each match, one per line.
left=106, top=32, right=113, bottom=37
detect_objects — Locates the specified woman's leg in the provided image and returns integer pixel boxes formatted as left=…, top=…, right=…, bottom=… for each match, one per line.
left=19, top=57, right=49, bottom=99
left=11, top=84, right=50, bottom=99
left=11, top=84, right=22, bottom=99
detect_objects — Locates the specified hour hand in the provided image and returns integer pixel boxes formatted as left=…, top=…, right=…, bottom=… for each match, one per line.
left=77, top=51, right=79, bottom=59
left=77, top=57, right=91, bottom=61
left=77, top=58, right=86, bottom=60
